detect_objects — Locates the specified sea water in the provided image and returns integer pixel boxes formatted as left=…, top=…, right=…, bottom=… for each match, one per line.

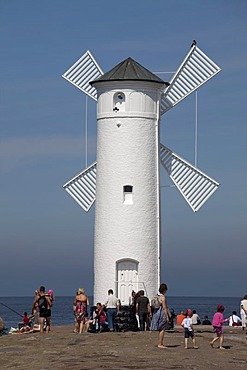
left=0, top=296, right=242, bottom=330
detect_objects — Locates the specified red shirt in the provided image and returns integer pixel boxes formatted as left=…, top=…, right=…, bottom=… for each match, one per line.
left=23, top=316, right=29, bottom=325
left=97, top=309, right=106, bottom=323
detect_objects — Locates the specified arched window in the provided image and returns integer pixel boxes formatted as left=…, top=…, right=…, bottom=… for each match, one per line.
left=113, top=92, right=125, bottom=112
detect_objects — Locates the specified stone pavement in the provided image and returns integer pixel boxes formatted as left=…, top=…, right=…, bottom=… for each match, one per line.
left=0, top=325, right=246, bottom=369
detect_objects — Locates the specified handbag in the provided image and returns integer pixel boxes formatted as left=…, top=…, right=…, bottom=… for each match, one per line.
left=232, top=316, right=238, bottom=327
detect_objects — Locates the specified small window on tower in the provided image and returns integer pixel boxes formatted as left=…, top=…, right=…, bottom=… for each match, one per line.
left=123, top=185, right=133, bottom=205
left=113, top=92, right=125, bottom=112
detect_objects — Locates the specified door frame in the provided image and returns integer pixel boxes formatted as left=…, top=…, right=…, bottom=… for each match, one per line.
left=116, top=258, right=139, bottom=305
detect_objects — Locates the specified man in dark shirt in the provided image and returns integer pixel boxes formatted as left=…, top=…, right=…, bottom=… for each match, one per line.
left=136, top=290, right=151, bottom=331
left=32, top=286, right=52, bottom=334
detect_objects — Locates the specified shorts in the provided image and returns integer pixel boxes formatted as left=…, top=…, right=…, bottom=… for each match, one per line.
left=39, top=309, right=51, bottom=318
left=184, top=328, right=194, bottom=338
left=213, top=326, right=223, bottom=335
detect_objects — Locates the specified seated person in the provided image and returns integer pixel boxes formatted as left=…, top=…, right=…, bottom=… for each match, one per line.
left=176, top=311, right=186, bottom=325
left=18, top=312, right=30, bottom=330
left=202, top=315, right=211, bottom=325
left=0, top=316, right=5, bottom=332
left=191, top=310, right=201, bottom=325
left=85, top=303, right=107, bottom=332
left=229, top=311, right=241, bottom=326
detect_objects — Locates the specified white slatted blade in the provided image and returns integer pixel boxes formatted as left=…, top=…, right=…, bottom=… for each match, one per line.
left=63, top=162, right=97, bottom=212
left=62, top=51, right=103, bottom=101
left=160, top=144, right=220, bottom=212
left=160, top=45, right=221, bottom=115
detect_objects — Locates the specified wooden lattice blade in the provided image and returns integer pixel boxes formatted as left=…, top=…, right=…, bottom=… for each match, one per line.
left=160, top=45, right=221, bottom=115
left=62, top=50, right=103, bottom=101
left=63, top=162, right=97, bottom=212
left=160, top=144, right=220, bottom=212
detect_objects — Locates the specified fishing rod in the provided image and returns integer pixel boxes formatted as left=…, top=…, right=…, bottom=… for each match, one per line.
left=0, top=302, right=23, bottom=318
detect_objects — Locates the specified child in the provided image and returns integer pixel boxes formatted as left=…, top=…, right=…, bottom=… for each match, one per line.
left=48, top=289, right=55, bottom=303
left=210, top=304, right=229, bottom=349
left=18, top=312, right=29, bottom=330
left=181, top=309, right=199, bottom=349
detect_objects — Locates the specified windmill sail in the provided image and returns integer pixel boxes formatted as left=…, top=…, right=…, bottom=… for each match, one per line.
left=160, top=45, right=221, bottom=115
left=63, top=162, right=97, bottom=212
left=160, top=144, right=220, bottom=212
left=62, top=50, right=103, bottom=101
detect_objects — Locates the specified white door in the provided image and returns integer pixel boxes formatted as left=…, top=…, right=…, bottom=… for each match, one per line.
left=117, top=260, right=138, bottom=305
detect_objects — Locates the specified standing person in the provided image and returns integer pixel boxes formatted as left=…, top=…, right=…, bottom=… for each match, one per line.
left=150, top=283, right=170, bottom=349
left=136, top=290, right=151, bottom=331
left=181, top=309, right=199, bottom=349
left=32, top=289, right=40, bottom=324
left=240, top=295, right=247, bottom=331
left=73, top=288, right=89, bottom=334
left=105, top=289, right=120, bottom=332
left=191, top=310, right=201, bottom=325
left=32, top=286, right=52, bottom=334
left=210, top=304, right=229, bottom=349
left=129, top=290, right=136, bottom=308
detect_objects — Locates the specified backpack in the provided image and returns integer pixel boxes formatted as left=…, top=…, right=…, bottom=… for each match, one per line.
left=151, top=295, right=161, bottom=309
left=38, top=295, right=48, bottom=310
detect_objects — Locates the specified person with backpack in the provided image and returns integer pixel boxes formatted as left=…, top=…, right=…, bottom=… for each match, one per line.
left=150, top=283, right=170, bottom=348
left=32, top=286, right=52, bottom=334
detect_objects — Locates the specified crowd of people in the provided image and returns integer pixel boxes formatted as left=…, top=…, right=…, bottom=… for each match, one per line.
left=1, top=284, right=246, bottom=351
left=175, top=301, right=246, bottom=329
left=174, top=296, right=247, bottom=350
left=13, top=286, right=56, bottom=334
left=30, top=286, right=55, bottom=333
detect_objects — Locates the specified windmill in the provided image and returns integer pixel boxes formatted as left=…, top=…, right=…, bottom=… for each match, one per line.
left=62, top=42, right=221, bottom=305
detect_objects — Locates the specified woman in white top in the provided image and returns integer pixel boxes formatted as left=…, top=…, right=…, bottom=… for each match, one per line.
left=240, top=295, right=247, bottom=330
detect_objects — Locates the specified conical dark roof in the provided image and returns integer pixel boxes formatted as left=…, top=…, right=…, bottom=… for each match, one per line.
left=90, top=57, right=169, bottom=86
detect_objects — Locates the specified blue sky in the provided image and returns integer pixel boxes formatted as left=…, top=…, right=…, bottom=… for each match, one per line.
left=0, top=0, right=246, bottom=298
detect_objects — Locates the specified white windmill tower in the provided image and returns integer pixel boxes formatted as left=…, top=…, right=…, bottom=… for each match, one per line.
left=62, top=42, right=221, bottom=305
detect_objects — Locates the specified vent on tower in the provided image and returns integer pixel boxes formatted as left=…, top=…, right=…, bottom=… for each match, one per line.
left=114, top=92, right=125, bottom=112
left=123, top=185, right=133, bottom=204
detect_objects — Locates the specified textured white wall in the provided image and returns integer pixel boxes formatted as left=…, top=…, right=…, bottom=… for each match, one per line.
left=93, top=81, right=161, bottom=304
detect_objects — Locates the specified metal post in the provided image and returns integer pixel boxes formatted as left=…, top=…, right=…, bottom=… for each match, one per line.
left=85, top=95, right=88, bottom=167
left=195, top=91, right=198, bottom=168
left=156, top=95, right=161, bottom=289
